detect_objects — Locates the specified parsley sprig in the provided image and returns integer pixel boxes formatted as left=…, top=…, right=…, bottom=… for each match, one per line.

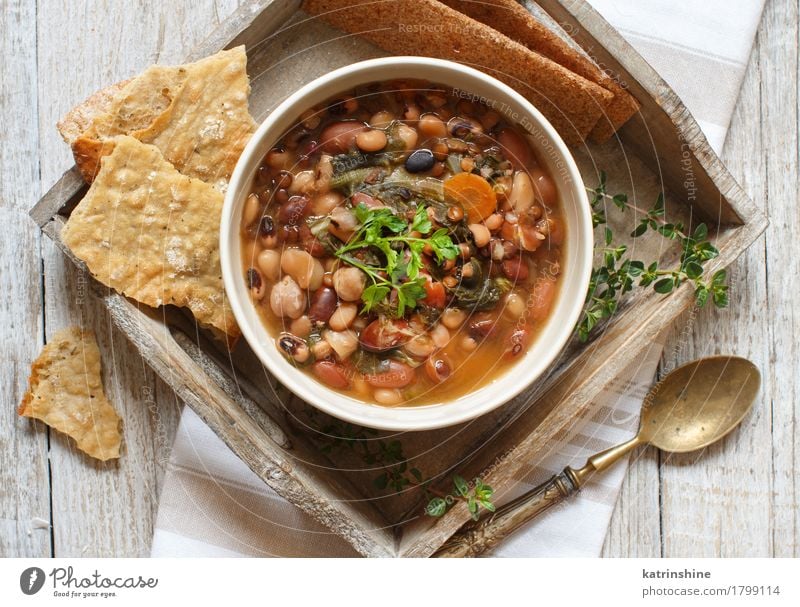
left=579, top=172, right=729, bottom=341
left=335, top=203, right=459, bottom=316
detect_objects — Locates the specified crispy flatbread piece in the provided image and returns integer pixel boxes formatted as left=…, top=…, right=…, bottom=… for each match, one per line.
left=18, top=328, right=121, bottom=461
left=60, top=135, right=240, bottom=343
left=59, top=47, right=256, bottom=188
left=302, top=0, right=613, bottom=145
left=437, top=0, right=640, bottom=142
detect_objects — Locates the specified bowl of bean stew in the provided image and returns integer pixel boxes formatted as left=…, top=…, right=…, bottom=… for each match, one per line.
left=221, top=57, right=592, bottom=431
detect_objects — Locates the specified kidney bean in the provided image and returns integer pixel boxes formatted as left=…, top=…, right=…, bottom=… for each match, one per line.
left=308, top=286, right=338, bottom=324
left=498, top=128, right=532, bottom=169
left=319, top=120, right=366, bottom=153
left=278, top=195, right=310, bottom=225
left=364, top=360, right=415, bottom=389
left=502, top=256, right=529, bottom=281
left=312, top=360, right=351, bottom=389
left=469, top=314, right=497, bottom=340
left=531, top=167, right=557, bottom=206
left=297, top=223, right=327, bottom=258
left=425, top=355, right=452, bottom=383
left=359, top=318, right=411, bottom=352
left=530, top=278, right=557, bottom=322
left=351, top=191, right=381, bottom=209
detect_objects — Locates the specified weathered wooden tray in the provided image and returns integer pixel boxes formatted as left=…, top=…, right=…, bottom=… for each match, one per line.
left=31, top=0, right=767, bottom=557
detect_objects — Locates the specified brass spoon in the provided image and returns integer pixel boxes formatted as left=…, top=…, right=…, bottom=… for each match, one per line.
left=434, top=355, right=761, bottom=558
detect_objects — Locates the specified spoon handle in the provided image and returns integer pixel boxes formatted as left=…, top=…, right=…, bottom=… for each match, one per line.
left=433, top=468, right=580, bottom=558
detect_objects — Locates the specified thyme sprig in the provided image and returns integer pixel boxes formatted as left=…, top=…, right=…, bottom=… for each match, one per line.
left=579, top=172, right=729, bottom=341
left=308, top=413, right=495, bottom=521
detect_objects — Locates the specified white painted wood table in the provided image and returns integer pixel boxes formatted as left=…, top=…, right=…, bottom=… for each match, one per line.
left=1, top=0, right=797, bottom=557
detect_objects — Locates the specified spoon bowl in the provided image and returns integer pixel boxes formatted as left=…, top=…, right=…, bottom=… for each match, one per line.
left=434, top=355, right=762, bottom=557
left=640, top=355, right=761, bottom=452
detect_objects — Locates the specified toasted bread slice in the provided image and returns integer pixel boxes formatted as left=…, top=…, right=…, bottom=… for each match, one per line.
left=438, top=0, right=640, bottom=142
left=302, top=0, right=613, bottom=145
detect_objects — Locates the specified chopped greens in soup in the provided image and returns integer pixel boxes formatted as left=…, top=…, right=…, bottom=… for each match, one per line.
left=240, top=80, right=564, bottom=406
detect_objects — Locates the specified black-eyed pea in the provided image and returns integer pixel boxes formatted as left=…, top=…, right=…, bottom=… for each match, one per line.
left=277, top=333, right=310, bottom=364
left=247, top=268, right=266, bottom=300
left=468, top=223, right=491, bottom=248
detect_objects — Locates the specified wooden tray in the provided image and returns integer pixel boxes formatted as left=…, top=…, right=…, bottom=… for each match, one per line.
left=30, top=0, right=767, bottom=557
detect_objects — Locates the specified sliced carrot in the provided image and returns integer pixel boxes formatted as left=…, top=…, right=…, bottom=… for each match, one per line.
left=444, top=173, right=497, bottom=223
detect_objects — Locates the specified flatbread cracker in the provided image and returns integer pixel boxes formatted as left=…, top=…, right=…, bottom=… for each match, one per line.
left=60, top=47, right=256, bottom=188
left=60, top=135, right=240, bottom=343
left=18, top=328, right=121, bottom=462
left=438, top=0, right=640, bottom=142
left=301, top=0, right=613, bottom=145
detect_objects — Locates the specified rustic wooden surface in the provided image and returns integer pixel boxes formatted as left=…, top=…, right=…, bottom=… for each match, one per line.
left=1, top=0, right=796, bottom=557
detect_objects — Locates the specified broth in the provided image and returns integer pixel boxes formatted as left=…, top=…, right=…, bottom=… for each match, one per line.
left=240, top=80, right=564, bottom=406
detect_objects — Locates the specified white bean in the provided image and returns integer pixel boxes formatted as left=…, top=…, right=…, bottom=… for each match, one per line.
left=323, top=329, right=359, bottom=360
left=289, top=169, right=315, bottom=195
left=328, top=303, right=358, bottom=331
left=332, top=267, right=366, bottom=302
left=312, top=191, right=344, bottom=215
left=508, top=171, right=535, bottom=212
left=396, top=123, right=418, bottom=150
left=281, top=248, right=320, bottom=290
left=441, top=308, right=466, bottom=330
left=373, top=388, right=404, bottom=406
left=430, top=323, right=451, bottom=348
left=257, top=249, right=281, bottom=281
left=269, top=275, right=306, bottom=319
left=243, top=193, right=261, bottom=226
left=504, top=292, right=527, bottom=320
left=290, top=315, right=312, bottom=338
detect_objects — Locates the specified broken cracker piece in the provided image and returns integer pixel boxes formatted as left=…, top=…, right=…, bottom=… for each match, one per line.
left=60, top=46, right=256, bottom=189
left=18, top=328, right=121, bottom=462
left=60, top=135, right=240, bottom=344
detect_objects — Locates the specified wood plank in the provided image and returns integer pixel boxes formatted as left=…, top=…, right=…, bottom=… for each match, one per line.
left=26, top=0, right=776, bottom=558
left=34, top=0, right=242, bottom=558
left=758, top=0, right=800, bottom=558
left=0, top=0, right=51, bottom=558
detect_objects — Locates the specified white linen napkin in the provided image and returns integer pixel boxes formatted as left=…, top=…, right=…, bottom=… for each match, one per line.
left=151, top=0, right=764, bottom=557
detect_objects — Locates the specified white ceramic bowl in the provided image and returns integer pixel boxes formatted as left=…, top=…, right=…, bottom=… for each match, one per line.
left=221, top=57, right=592, bottom=431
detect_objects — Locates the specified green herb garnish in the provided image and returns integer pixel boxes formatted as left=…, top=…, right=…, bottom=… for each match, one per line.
left=335, top=203, right=459, bottom=316
left=579, top=171, right=729, bottom=341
